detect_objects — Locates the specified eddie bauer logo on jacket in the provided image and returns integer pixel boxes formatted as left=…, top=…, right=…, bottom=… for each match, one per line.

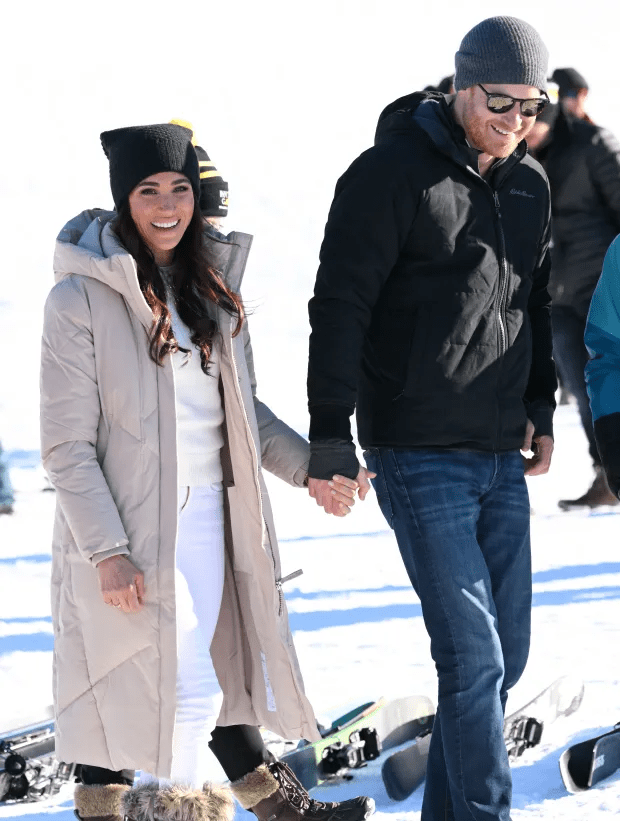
left=510, top=188, right=536, bottom=199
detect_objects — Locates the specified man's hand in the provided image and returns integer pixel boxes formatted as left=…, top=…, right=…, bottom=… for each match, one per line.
left=308, top=466, right=377, bottom=516
left=97, top=555, right=145, bottom=613
left=521, top=419, right=554, bottom=476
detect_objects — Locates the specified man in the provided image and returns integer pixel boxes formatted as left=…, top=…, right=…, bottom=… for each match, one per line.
left=528, top=99, right=620, bottom=509
left=307, top=16, right=556, bottom=821
left=551, top=67, right=593, bottom=122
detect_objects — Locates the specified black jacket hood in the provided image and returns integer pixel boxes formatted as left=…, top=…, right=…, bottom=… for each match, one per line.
left=375, top=90, right=528, bottom=175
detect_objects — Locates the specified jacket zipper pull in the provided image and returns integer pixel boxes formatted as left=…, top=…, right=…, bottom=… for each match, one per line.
left=278, top=569, right=304, bottom=585
left=275, top=570, right=303, bottom=616
left=494, top=191, right=501, bottom=216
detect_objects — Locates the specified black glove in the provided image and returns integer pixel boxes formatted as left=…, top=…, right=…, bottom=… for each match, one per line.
left=307, top=439, right=360, bottom=481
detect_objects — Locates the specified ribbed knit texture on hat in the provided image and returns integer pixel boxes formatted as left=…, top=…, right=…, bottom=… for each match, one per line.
left=454, top=16, right=548, bottom=92
left=100, top=123, right=200, bottom=210
left=195, top=145, right=229, bottom=217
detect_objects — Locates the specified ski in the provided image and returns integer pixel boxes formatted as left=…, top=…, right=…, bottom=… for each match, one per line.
left=560, top=723, right=620, bottom=792
left=380, top=675, right=585, bottom=802
left=279, top=695, right=435, bottom=790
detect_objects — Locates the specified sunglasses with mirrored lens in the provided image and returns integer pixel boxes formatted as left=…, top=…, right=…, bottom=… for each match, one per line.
left=478, top=85, right=549, bottom=117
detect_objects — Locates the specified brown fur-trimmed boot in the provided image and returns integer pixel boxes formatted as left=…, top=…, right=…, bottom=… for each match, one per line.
left=74, top=784, right=130, bottom=821
left=230, top=761, right=375, bottom=821
left=122, top=781, right=235, bottom=821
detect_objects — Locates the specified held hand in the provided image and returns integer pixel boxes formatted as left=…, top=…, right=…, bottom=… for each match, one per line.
left=308, top=466, right=376, bottom=516
left=97, top=555, right=145, bottom=613
left=521, top=419, right=554, bottom=476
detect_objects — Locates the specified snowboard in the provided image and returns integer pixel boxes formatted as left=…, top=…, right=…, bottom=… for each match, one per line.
left=0, top=717, right=77, bottom=803
left=381, top=731, right=432, bottom=801
left=560, top=723, right=620, bottom=792
left=280, top=695, right=435, bottom=790
left=379, top=675, right=585, bottom=802
left=504, top=674, right=585, bottom=759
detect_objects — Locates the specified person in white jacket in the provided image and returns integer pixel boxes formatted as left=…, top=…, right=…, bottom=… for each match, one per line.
left=41, top=122, right=373, bottom=821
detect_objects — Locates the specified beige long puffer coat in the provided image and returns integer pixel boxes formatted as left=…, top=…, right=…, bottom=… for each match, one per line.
left=41, top=210, right=319, bottom=777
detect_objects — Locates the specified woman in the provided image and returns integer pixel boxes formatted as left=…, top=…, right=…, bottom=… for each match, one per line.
left=41, top=123, right=372, bottom=821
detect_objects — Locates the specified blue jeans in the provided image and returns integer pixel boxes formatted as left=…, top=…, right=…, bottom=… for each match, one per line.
left=0, top=446, right=14, bottom=506
left=364, top=448, right=531, bottom=821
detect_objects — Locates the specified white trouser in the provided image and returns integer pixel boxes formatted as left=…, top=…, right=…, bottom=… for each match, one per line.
left=165, top=485, right=227, bottom=785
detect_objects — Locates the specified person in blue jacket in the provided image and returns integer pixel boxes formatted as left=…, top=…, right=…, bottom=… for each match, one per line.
left=0, top=440, right=15, bottom=514
left=585, top=236, right=620, bottom=501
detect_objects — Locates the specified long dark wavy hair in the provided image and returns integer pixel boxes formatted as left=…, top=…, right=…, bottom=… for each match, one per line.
left=114, top=201, right=244, bottom=374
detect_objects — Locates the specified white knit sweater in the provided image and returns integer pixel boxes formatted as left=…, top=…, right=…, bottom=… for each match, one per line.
left=161, top=268, right=224, bottom=486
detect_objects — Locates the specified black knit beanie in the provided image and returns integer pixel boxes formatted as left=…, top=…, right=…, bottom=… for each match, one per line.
left=454, top=16, right=549, bottom=92
left=195, top=145, right=229, bottom=217
left=100, top=123, right=200, bottom=210
left=551, top=67, right=589, bottom=97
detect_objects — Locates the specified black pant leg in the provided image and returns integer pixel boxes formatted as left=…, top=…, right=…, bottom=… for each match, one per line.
left=552, top=306, right=599, bottom=462
left=208, top=725, right=274, bottom=782
left=77, top=765, right=135, bottom=786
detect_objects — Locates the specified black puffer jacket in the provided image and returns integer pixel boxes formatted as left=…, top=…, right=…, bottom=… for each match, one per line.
left=307, top=93, right=556, bottom=479
left=535, top=110, right=620, bottom=318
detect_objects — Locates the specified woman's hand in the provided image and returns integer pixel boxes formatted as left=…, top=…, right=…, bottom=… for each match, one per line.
left=97, top=555, right=145, bottom=613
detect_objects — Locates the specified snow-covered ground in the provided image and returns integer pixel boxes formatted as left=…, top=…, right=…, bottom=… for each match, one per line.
left=2, top=2, right=620, bottom=818
left=1, top=402, right=620, bottom=819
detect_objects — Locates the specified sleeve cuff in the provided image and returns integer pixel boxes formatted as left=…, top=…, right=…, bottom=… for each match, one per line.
left=91, top=543, right=130, bottom=566
left=293, top=464, right=310, bottom=488
left=525, top=401, right=554, bottom=440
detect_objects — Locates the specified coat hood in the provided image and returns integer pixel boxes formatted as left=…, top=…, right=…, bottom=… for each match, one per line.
left=53, top=210, right=253, bottom=329
left=375, top=90, right=527, bottom=174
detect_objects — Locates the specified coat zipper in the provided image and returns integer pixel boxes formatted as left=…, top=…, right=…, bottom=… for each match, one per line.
left=493, top=190, right=509, bottom=357
left=226, top=315, right=283, bottom=610
left=275, top=569, right=304, bottom=615
left=491, top=187, right=510, bottom=451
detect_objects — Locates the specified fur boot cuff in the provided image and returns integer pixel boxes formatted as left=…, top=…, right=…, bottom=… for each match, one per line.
left=74, top=784, right=130, bottom=819
left=122, top=781, right=234, bottom=821
left=230, top=764, right=279, bottom=810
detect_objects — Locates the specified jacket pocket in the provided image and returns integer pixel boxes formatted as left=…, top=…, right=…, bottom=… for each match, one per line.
left=396, top=310, right=429, bottom=400
left=363, top=449, right=394, bottom=529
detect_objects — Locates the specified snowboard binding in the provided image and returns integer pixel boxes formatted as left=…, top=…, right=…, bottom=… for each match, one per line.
left=319, top=727, right=381, bottom=779
left=505, top=716, right=544, bottom=759
left=0, top=719, right=77, bottom=803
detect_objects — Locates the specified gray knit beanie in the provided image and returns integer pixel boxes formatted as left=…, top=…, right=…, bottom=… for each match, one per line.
left=454, top=16, right=548, bottom=92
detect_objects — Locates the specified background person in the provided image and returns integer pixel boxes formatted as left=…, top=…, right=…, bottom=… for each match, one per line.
left=585, top=236, right=620, bottom=503
left=41, top=123, right=372, bottom=821
left=195, top=144, right=229, bottom=232
left=528, top=95, right=620, bottom=509
left=0, top=440, right=14, bottom=514
left=306, top=16, right=556, bottom=821
left=551, top=67, right=593, bottom=123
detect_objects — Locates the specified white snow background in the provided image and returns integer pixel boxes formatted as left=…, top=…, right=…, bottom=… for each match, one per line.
left=2, top=0, right=620, bottom=818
